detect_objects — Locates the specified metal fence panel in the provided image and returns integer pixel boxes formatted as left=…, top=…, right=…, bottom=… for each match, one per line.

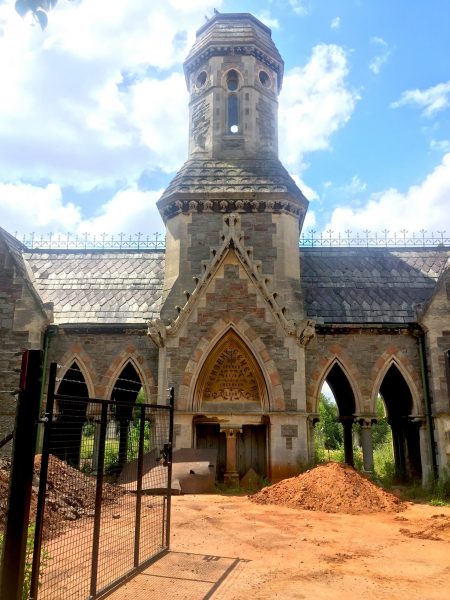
left=31, top=363, right=173, bottom=600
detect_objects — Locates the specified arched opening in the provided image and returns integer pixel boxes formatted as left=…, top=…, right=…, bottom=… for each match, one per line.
left=51, top=362, right=89, bottom=468
left=315, top=383, right=343, bottom=463
left=320, top=363, right=356, bottom=466
left=227, top=94, right=239, bottom=133
left=111, top=362, right=143, bottom=473
left=193, top=330, right=269, bottom=483
left=379, top=364, right=422, bottom=481
left=226, top=69, right=240, bottom=134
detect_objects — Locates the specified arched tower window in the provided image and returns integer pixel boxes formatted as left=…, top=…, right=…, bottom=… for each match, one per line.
left=226, top=69, right=240, bottom=134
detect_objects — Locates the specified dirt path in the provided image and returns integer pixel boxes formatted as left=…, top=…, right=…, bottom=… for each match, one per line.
left=108, top=494, right=450, bottom=599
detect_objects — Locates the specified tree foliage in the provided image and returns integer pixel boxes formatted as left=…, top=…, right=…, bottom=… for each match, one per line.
left=15, top=0, right=58, bottom=30
left=372, top=395, right=390, bottom=448
left=317, top=393, right=342, bottom=451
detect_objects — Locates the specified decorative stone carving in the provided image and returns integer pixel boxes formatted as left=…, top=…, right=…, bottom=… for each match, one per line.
left=147, top=318, right=167, bottom=348
left=295, top=319, right=316, bottom=346
left=194, top=331, right=268, bottom=411
left=191, top=99, right=210, bottom=151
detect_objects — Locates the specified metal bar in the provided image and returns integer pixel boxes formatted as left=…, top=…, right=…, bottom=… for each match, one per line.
left=89, top=402, right=108, bottom=599
left=0, top=350, right=42, bottom=600
left=53, top=392, right=170, bottom=410
left=165, top=387, right=175, bottom=549
left=133, top=404, right=146, bottom=567
left=29, top=361, right=57, bottom=600
left=0, top=431, right=13, bottom=449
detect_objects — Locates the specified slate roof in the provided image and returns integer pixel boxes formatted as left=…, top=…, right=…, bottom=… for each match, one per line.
left=159, top=158, right=305, bottom=200
left=301, top=247, right=449, bottom=324
left=24, top=251, right=165, bottom=325
left=185, top=13, right=283, bottom=82
left=16, top=245, right=449, bottom=326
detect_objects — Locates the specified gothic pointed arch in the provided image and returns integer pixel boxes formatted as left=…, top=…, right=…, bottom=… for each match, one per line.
left=314, top=358, right=360, bottom=416
left=110, top=359, right=144, bottom=473
left=51, top=360, right=90, bottom=468
left=57, top=351, right=95, bottom=398
left=371, top=356, right=421, bottom=416
left=104, top=352, right=155, bottom=403
left=193, top=329, right=269, bottom=413
left=376, top=361, right=422, bottom=481
left=314, top=358, right=359, bottom=467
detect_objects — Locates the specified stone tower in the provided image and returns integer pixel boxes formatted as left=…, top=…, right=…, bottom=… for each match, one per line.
left=152, top=12, right=311, bottom=483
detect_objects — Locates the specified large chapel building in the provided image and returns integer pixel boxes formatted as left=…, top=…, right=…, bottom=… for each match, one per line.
left=1, top=13, right=449, bottom=485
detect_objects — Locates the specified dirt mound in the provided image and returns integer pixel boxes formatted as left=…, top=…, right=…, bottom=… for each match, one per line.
left=1, top=455, right=125, bottom=538
left=35, top=455, right=125, bottom=537
left=399, top=513, right=450, bottom=541
left=250, top=462, right=405, bottom=514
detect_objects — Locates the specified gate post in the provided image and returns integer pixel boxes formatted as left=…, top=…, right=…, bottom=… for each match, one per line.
left=0, top=349, right=43, bottom=600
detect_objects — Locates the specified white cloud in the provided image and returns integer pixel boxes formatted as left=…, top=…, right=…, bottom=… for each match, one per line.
left=0, top=0, right=214, bottom=192
left=369, top=36, right=391, bottom=75
left=330, top=17, right=340, bottom=30
left=340, top=175, right=367, bottom=196
left=391, top=81, right=450, bottom=117
left=325, top=153, right=450, bottom=233
left=430, top=139, right=450, bottom=153
left=291, top=174, right=319, bottom=201
left=80, top=188, right=164, bottom=235
left=279, top=44, right=359, bottom=169
left=0, top=182, right=81, bottom=235
left=0, top=181, right=164, bottom=236
left=255, top=11, right=280, bottom=30
left=288, top=1, right=308, bottom=16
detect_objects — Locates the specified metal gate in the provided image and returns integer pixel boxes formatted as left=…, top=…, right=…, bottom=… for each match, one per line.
left=30, top=362, right=174, bottom=600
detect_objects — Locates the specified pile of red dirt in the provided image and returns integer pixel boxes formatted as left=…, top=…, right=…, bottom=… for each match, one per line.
left=1, top=455, right=125, bottom=538
left=250, top=462, right=405, bottom=514
left=399, top=513, right=450, bottom=541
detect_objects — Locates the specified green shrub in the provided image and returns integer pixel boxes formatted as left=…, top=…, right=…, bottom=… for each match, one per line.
left=0, top=523, right=50, bottom=599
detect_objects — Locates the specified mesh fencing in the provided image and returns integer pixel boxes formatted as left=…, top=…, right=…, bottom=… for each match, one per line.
left=31, top=369, right=172, bottom=600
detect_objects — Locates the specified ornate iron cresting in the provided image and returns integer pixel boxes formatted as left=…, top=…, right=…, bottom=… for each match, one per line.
left=15, top=231, right=166, bottom=250
left=299, top=229, right=449, bottom=247
left=13, top=229, right=449, bottom=250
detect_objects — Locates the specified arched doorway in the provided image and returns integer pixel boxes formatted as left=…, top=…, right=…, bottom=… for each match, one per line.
left=51, top=362, right=89, bottom=467
left=111, top=362, right=143, bottom=472
left=379, top=364, right=421, bottom=481
left=193, top=330, right=269, bottom=484
left=322, top=363, right=356, bottom=467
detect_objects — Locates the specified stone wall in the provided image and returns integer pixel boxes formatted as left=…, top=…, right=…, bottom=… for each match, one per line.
left=46, top=327, right=160, bottom=401
left=422, top=265, right=450, bottom=474
left=0, top=236, right=48, bottom=454
left=305, top=327, right=424, bottom=415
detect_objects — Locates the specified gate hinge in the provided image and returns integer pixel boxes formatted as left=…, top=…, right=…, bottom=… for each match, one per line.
left=36, top=413, right=49, bottom=423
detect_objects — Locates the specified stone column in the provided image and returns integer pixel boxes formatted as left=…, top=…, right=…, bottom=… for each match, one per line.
left=307, top=413, right=320, bottom=466
left=340, top=416, right=354, bottom=467
left=417, top=419, right=431, bottom=485
left=358, top=418, right=375, bottom=474
left=223, top=428, right=240, bottom=487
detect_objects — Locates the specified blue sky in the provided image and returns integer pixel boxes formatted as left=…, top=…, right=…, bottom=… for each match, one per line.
left=0, top=0, right=450, bottom=240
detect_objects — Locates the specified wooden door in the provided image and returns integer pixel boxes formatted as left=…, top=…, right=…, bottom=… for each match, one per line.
left=237, top=425, right=267, bottom=478
left=195, top=423, right=226, bottom=482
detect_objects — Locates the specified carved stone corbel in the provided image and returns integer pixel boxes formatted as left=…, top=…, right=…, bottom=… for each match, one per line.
left=295, top=319, right=316, bottom=346
left=147, top=318, right=167, bottom=348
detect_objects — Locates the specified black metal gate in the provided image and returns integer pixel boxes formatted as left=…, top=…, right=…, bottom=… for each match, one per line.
left=30, top=362, right=174, bottom=600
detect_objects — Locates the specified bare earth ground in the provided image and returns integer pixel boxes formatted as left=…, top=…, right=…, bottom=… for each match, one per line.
left=108, top=493, right=450, bottom=600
